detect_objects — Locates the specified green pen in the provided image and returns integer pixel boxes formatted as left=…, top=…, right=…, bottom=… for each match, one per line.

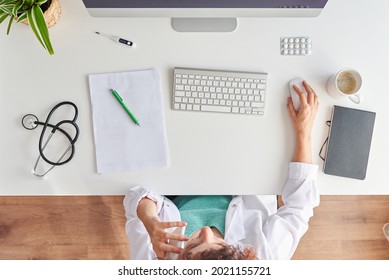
left=110, top=89, right=140, bottom=126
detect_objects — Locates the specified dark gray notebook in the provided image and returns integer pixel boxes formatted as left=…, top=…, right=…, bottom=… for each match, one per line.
left=323, top=106, right=376, bottom=180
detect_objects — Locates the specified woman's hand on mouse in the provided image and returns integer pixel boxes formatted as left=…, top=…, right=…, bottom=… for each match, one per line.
left=287, top=80, right=319, bottom=163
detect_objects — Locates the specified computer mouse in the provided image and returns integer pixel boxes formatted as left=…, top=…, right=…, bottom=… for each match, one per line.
left=289, top=78, right=307, bottom=111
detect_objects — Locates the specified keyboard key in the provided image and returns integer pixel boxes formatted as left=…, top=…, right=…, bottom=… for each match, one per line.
left=258, top=84, right=266, bottom=89
left=251, top=102, right=264, bottom=108
left=201, top=105, right=231, bottom=113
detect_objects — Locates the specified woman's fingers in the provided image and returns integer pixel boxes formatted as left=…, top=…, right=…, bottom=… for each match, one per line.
left=159, top=242, right=184, bottom=254
left=302, top=80, right=318, bottom=106
left=161, top=221, right=187, bottom=229
left=153, top=221, right=189, bottom=241
left=293, top=84, right=308, bottom=107
left=287, top=97, right=297, bottom=119
left=165, top=232, right=189, bottom=241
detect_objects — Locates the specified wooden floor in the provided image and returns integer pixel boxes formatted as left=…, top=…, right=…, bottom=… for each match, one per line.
left=0, top=195, right=388, bottom=260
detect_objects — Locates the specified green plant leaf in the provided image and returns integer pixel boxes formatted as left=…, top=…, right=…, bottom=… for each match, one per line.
left=0, top=8, right=7, bottom=17
left=27, top=4, right=54, bottom=54
left=16, top=11, right=26, bottom=22
left=11, top=1, right=23, bottom=16
left=35, top=0, right=47, bottom=5
left=0, top=4, right=14, bottom=14
left=6, top=14, right=13, bottom=34
left=24, top=0, right=34, bottom=6
left=0, top=12, right=9, bottom=24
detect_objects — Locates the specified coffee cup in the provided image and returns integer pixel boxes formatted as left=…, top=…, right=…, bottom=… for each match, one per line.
left=326, top=68, right=362, bottom=104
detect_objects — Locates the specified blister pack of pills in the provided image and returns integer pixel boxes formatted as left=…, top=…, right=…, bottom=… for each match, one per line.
left=280, top=37, right=312, bottom=55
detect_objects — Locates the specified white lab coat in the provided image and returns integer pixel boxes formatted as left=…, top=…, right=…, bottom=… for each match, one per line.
left=123, top=162, right=319, bottom=260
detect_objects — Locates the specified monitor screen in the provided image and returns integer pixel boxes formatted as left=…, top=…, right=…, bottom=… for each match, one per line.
left=83, top=0, right=327, bottom=9
left=82, top=0, right=328, bottom=32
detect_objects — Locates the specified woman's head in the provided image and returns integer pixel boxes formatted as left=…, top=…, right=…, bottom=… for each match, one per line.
left=178, top=226, right=257, bottom=260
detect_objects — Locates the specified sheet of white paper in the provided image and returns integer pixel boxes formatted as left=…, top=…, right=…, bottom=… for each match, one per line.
left=88, top=68, right=169, bottom=173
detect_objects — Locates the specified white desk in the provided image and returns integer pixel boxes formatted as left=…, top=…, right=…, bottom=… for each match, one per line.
left=1, top=0, right=388, bottom=195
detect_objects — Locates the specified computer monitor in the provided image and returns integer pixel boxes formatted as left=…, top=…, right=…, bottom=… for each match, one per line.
left=82, top=0, right=328, bottom=32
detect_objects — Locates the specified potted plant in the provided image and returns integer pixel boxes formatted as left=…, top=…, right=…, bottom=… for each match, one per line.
left=0, top=0, right=61, bottom=55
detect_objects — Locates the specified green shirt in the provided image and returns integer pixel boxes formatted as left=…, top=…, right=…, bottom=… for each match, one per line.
left=173, top=195, right=232, bottom=237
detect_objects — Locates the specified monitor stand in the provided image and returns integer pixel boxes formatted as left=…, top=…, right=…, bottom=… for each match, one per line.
left=172, top=18, right=237, bottom=32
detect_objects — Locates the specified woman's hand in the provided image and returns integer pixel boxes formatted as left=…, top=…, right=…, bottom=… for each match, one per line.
left=142, top=217, right=188, bottom=259
left=137, top=198, right=188, bottom=259
left=287, top=80, right=319, bottom=163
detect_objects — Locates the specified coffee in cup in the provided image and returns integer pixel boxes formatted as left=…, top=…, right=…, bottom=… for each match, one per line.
left=327, top=68, right=362, bottom=104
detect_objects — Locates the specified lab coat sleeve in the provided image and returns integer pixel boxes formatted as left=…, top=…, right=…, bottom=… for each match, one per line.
left=262, top=162, right=319, bottom=259
left=123, top=186, right=165, bottom=260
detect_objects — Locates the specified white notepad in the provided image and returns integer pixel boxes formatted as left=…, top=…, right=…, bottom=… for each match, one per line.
left=88, top=68, right=169, bottom=173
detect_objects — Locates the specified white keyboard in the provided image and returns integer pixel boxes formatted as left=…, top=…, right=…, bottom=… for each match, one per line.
left=172, top=67, right=267, bottom=115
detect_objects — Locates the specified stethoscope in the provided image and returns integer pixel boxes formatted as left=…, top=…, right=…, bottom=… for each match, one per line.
left=22, top=101, right=80, bottom=177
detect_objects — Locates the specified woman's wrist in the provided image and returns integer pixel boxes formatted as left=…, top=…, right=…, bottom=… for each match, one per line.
left=296, top=129, right=312, bottom=142
left=293, top=135, right=312, bottom=163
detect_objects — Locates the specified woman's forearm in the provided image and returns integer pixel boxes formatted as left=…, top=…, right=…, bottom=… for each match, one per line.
left=293, top=134, right=312, bottom=163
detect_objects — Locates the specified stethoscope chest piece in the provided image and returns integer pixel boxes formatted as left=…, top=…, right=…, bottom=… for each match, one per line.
left=22, top=114, right=39, bottom=130
left=22, top=101, right=80, bottom=178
